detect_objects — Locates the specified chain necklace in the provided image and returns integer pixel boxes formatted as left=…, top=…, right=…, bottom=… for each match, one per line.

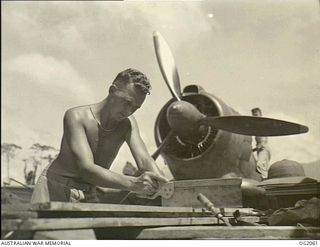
left=89, top=105, right=117, bottom=132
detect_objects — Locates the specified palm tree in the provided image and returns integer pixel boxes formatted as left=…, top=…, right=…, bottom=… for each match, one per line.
left=30, top=143, right=57, bottom=172
left=1, top=143, right=22, bottom=185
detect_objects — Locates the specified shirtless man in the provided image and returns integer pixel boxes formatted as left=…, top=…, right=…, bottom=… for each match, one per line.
left=31, top=68, right=167, bottom=203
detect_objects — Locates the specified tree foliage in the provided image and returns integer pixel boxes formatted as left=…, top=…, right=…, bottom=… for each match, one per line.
left=30, top=143, right=57, bottom=152
left=1, top=143, right=22, bottom=159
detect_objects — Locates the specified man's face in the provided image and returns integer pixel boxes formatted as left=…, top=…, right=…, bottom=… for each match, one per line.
left=111, top=83, right=146, bottom=120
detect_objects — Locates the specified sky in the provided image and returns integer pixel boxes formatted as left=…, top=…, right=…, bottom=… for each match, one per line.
left=2, top=0, right=320, bottom=184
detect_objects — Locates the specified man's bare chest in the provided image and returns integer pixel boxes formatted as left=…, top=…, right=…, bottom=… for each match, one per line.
left=85, top=119, right=130, bottom=166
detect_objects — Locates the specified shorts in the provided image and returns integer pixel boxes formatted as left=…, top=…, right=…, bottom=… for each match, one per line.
left=30, top=167, right=99, bottom=204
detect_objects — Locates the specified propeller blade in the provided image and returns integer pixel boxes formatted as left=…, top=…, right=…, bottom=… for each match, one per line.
left=198, top=116, right=309, bottom=136
left=152, top=130, right=175, bottom=160
left=153, top=31, right=182, bottom=101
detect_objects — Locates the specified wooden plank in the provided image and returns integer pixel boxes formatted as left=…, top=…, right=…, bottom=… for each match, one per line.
left=2, top=210, right=38, bottom=219
left=33, top=202, right=255, bottom=215
left=134, top=226, right=320, bottom=239
left=31, top=202, right=214, bottom=218
left=4, top=201, right=258, bottom=219
left=31, top=202, right=197, bottom=212
left=2, top=216, right=231, bottom=231
left=33, top=229, right=96, bottom=240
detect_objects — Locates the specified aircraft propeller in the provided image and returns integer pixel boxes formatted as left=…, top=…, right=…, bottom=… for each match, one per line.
left=152, top=31, right=308, bottom=160
left=153, top=31, right=182, bottom=101
left=198, top=116, right=309, bottom=137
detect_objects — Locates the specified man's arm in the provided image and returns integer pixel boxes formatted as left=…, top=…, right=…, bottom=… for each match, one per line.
left=64, top=109, right=161, bottom=194
left=126, top=116, right=164, bottom=176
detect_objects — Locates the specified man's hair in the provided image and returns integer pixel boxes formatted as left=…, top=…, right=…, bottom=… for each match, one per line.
left=113, top=68, right=151, bottom=95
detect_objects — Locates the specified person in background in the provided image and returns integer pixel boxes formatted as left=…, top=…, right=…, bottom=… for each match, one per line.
left=252, top=108, right=271, bottom=180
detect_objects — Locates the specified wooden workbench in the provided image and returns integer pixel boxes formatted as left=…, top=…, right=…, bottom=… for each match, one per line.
left=1, top=202, right=319, bottom=240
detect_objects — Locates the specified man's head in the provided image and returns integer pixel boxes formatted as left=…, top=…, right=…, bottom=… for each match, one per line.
left=109, top=68, right=151, bottom=120
left=112, top=68, right=151, bottom=95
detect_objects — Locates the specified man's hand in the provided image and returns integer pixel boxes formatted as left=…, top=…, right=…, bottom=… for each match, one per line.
left=130, top=171, right=168, bottom=196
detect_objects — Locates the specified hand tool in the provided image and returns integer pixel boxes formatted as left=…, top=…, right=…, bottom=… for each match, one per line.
left=197, top=193, right=231, bottom=226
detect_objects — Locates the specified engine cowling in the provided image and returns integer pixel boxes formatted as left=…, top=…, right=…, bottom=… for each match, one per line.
left=154, top=85, right=259, bottom=180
